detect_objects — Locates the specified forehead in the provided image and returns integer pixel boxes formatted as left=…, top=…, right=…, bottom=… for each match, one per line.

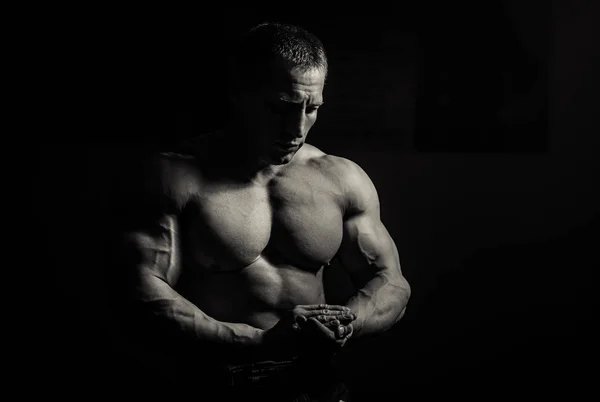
left=265, top=64, right=325, bottom=103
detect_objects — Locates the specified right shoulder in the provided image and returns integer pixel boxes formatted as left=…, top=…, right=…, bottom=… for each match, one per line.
left=121, top=150, right=203, bottom=215
left=150, top=151, right=203, bottom=211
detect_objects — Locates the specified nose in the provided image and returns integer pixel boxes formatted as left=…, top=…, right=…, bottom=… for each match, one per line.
left=283, top=110, right=306, bottom=140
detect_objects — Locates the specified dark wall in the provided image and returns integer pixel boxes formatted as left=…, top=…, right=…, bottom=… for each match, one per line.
left=42, top=1, right=598, bottom=399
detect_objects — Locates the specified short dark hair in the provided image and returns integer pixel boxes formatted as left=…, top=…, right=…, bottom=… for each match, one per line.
left=229, top=22, right=328, bottom=91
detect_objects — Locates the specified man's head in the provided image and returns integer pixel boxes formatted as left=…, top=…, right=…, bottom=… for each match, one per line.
left=228, top=22, right=328, bottom=165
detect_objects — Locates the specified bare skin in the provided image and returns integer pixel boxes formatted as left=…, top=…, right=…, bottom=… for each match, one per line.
left=121, top=64, right=410, bottom=364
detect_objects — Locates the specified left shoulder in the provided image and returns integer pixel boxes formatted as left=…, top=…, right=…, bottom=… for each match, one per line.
left=300, top=144, right=378, bottom=215
left=299, top=143, right=366, bottom=177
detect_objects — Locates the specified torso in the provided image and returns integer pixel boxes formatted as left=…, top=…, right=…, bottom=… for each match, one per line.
left=166, top=140, right=347, bottom=330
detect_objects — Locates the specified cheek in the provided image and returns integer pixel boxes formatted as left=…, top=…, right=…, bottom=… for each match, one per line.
left=305, top=115, right=317, bottom=132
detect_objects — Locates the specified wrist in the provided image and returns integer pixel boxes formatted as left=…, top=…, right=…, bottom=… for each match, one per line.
left=224, top=327, right=268, bottom=363
left=229, top=323, right=265, bottom=347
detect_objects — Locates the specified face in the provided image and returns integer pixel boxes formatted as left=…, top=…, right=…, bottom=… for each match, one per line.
left=235, top=63, right=326, bottom=165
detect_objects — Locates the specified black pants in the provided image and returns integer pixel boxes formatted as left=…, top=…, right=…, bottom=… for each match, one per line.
left=177, top=355, right=351, bottom=402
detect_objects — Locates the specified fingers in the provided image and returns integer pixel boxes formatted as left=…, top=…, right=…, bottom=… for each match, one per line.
left=326, top=321, right=353, bottom=339
left=296, top=315, right=308, bottom=324
left=300, top=304, right=351, bottom=312
left=303, top=309, right=354, bottom=319
left=291, top=305, right=356, bottom=335
left=307, top=313, right=355, bottom=325
left=305, top=317, right=337, bottom=340
left=299, top=319, right=352, bottom=355
left=306, top=318, right=352, bottom=340
left=336, top=323, right=353, bottom=339
left=326, top=319, right=341, bottom=328
left=292, top=314, right=307, bottom=329
left=311, top=315, right=339, bottom=325
left=297, top=305, right=356, bottom=323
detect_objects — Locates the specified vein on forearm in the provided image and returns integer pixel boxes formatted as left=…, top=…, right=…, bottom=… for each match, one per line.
left=347, top=268, right=410, bottom=336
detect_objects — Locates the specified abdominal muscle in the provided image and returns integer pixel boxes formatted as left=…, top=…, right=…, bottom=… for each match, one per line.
left=175, top=256, right=327, bottom=330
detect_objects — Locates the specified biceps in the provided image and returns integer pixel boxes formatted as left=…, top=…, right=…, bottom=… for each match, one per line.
left=121, top=214, right=181, bottom=286
left=337, top=214, right=399, bottom=284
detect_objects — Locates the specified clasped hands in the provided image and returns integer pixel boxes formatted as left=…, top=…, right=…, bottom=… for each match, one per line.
left=264, top=304, right=356, bottom=356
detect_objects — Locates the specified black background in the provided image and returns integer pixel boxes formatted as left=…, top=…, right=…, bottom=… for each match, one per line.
left=40, top=1, right=598, bottom=399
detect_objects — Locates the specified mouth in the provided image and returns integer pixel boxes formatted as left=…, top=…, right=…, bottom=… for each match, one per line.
left=273, top=142, right=299, bottom=152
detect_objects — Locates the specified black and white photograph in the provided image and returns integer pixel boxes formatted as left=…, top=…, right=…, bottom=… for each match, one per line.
left=40, top=2, right=598, bottom=400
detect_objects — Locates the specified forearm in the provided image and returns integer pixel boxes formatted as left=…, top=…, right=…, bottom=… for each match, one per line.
left=345, top=271, right=410, bottom=338
left=131, top=273, right=263, bottom=349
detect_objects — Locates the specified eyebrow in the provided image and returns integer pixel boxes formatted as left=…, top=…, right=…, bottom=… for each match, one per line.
left=278, top=97, right=324, bottom=107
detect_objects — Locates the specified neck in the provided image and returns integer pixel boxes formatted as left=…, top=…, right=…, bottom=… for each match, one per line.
left=219, top=122, right=283, bottom=184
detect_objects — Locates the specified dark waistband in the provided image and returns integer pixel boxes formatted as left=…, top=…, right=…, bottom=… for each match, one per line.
left=222, top=355, right=337, bottom=387
left=223, top=358, right=297, bottom=386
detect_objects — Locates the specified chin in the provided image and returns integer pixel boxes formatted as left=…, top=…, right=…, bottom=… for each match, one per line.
left=268, top=150, right=297, bottom=165
left=272, top=154, right=294, bottom=165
